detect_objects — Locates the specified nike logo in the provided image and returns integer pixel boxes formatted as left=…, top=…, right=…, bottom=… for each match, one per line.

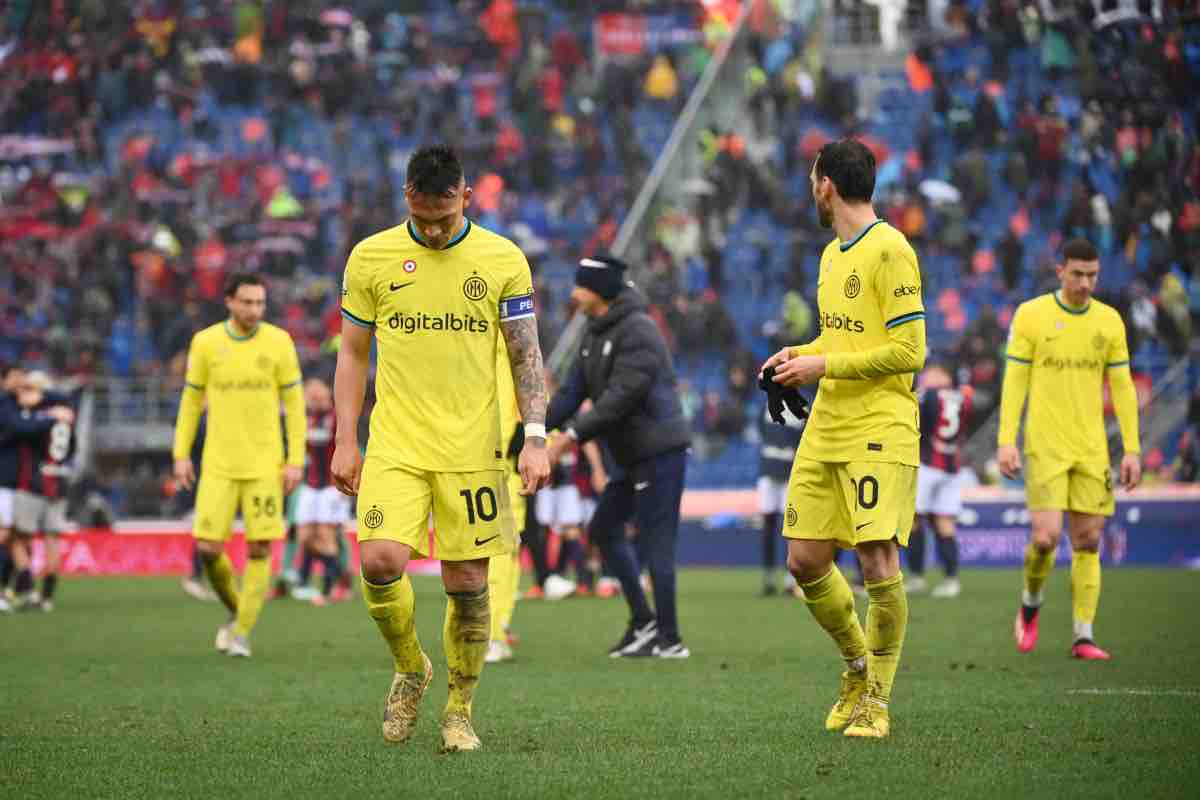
left=855, top=522, right=872, bottom=531
left=474, top=535, right=500, bottom=547
left=390, top=281, right=414, bottom=291
left=1044, top=336, right=1060, bottom=342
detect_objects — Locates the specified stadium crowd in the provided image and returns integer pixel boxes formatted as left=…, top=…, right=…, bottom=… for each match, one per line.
left=1, top=1, right=1198, bottom=517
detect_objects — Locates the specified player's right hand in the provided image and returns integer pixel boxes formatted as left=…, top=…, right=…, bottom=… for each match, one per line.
left=760, top=347, right=792, bottom=379
left=997, top=444, right=1022, bottom=480
left=173, top=458, right=196, bottom=491
left=331, top=442, right=363, bottom=497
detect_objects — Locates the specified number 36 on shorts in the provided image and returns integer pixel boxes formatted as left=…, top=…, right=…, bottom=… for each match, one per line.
left=782, top=457, right=918, bottom=549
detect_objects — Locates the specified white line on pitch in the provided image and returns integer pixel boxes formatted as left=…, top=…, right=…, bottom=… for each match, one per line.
left=1067, top=688, right=1200, bottom=698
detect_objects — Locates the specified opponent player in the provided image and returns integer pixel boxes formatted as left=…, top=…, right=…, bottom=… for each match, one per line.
left=908, top=364, right=972, bottom=598
left=762, top=138, right=925, bottom=739
left=10, top=371, right=77, bottom=611
left=757, top=394, right=806, bottom=597
left=998, top=238, right=1140, bottom=660
left=294, top=377, right=348, bottom=605
left=172, top=273, right=306, bottom=657
left=331, top=145, right=550, bottom=753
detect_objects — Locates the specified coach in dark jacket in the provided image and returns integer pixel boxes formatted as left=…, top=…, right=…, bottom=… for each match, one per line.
left=547, top=255, right=691, bottom=659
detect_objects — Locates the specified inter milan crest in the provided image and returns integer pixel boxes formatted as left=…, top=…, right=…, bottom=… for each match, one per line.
left=1092, top=333, right=1106, bottom=351
left=256, top=355, right=272, bottom=372
left=785, top=505, right=799, bottom=528
left=462, top=272, right=488, bottom=301
left=363, top=506, right=384, bottom=529
left=844, top=273, right=862, bottom=299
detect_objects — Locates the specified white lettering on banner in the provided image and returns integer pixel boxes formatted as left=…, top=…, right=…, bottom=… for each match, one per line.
left=63, top=540, right=99, bottom=573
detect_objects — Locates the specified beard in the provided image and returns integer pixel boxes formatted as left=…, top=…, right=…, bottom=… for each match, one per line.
left=816, top=201, right=833, bottom=229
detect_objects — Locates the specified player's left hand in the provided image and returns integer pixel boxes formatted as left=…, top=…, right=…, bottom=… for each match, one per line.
left=1119, top=453, right=1142, bottom=492
left=518, top=439, right=551, bottom=496
left=773, top=355, right=826, bottom=387
left=282, top=464, right=303, bottom=495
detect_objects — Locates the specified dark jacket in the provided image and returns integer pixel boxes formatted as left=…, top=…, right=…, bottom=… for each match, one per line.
left=547, top=288, right=690, bottom=468
left=0, top=392, right=57, bottom=489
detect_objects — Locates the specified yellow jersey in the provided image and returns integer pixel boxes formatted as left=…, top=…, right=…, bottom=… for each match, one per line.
left=999, top=292, right=1139, bottom=461
left=341, top=219, right=534, bottom=472
left=795, top=220, right=926, bottom=466
left=173, top=320, right=306, bottom=479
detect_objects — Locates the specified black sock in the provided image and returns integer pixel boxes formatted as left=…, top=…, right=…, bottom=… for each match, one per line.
left=907, top=519, right=927, bottom=576
left=762, top=512, right=781, bottom=576
left=559, top=538, right=583, bottom=576
left=577, top=564, right=595, bottom=589
left=936, top=535, right=959, bottom=578
left=320, top=555, right=342, bottom=596
left=42, top=573, right=58, bottom=600
left=0, top=546, right=12, bottom=587
left=299, top=551, right=314, bottom=585
left=14, top=568, right=33, bottom=595
left=190, top=548, right=204, bottom=580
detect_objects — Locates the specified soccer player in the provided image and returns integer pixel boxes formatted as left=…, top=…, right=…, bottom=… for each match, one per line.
left=908, top=364, right=972, bottom=598
left=10, top=371, right=77, bottom=611
left=331, top=145, right=550, bottom=753
left=294, top=377, right=349, bottom=605
left=0, top=363, right=32, bottom=611
left=997, top=238, right=1141, bottom=661
left=757, top=395, right=806, bottom=596
left=172, top=273, right=306, bottom=658
left=762, top=138, right=926, bottom=739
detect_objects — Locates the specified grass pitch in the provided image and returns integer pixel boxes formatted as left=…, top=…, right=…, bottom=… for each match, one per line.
left=4, top=568, right=1199, bottom=799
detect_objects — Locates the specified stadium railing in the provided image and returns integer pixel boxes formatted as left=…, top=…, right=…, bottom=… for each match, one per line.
left=545, top=0, right=758, bottom=380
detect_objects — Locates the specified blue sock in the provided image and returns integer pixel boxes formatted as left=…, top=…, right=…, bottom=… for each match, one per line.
left=320, top=555, right=342, bottom=596
left=299, top=551, right=314, bottom=585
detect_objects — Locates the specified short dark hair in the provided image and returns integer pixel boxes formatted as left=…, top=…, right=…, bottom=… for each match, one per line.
left=224, top=272, right=265, bottom=298
left=815, top=139, right=876, bottom=204
left=2, top=363, right=24, bottom=380
left=405, top=145, right=464, bottom=197
left=1060, top=238, right=1100, bottom=264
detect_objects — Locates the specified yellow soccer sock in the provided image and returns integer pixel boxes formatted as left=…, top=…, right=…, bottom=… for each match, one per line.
left=1070, top=550, right=1101, bottom=640
left=361, top=574, right=425, bottom=673
left=234, top=557, right=271, bottom=637
left=444, top=588, right=490, bottom=716
left=488, top=552, right=518, bottom=641
left=865, top=572, right=908, bottom=703
left=204, top=552, right=239, bottom=614
left=1023, top=543, right=1057, bottom=604
left=799, top=566, right=868, bottom=673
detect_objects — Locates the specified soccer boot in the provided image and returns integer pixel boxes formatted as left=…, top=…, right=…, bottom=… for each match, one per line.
left=439, top=711, right=481, bottom=753
left=485, top=640, right=514, bottom=663
left=0, top=595, right=11, bottom=613
left=182, top=577, right=213, bottom=602
left=1015, top=605, right=1040, bottom=653
left=844, top=692, right=890, bottom=739
left=1070, top=639, right=1111, bottom=661
left=543, top=573, right=577, bottom=601
left=931, top=578, right=961, bottom=599
left=215, top=621, right=235, bottom=654
left=608, top=619, right=658, bottom=658
left=382, top=652, right=433, bottom=743
left=825, top=670, right=868, bottom=731
left=904, top=575, right=928, bottom=593
left=652, top=640, right=691, bottom=659
left=228, top=635, right=252, bottom=658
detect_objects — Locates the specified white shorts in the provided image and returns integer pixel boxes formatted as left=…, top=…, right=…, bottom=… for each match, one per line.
left=0, top=487, right=13, bottom=528
left=757, top=475, right=788, bottom=515
left=536, top=485, right=586, bottom=530
left=13, top=490, right=69, bottom=535
left=916, top=465, right=968, bottom=517
left=295, top=485, right=351, bottom=526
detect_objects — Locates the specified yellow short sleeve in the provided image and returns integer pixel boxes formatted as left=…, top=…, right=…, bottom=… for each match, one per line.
left=340, top=245, right=376, bottom=328
left=877, top=244, right=925, bottom=332
left=1005, top=303, right=1035, bottom=364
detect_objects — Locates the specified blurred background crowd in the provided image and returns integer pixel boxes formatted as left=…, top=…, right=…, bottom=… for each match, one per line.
left=1, top=0, right=1198, bottom=518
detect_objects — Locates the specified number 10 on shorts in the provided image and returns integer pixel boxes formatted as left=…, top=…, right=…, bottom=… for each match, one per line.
left=459, top=487, right=498, bottom=525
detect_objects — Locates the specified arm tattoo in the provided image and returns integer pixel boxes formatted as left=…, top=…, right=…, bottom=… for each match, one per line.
left=501, top=316, right=548, bottom=430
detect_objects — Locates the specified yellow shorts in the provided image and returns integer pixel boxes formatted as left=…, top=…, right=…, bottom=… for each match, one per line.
left=506, top=468, right=528, bottom=531
left=783, top=457, right=917, bottom=550
left=193, top=473, right=285, bottom=541
left=1025, top=453, right=1114, bottom=516
left=356, top=458, right=516, bottom=561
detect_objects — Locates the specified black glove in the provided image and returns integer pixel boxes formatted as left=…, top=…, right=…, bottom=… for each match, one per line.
left=759, top=365, right=810, bottom=425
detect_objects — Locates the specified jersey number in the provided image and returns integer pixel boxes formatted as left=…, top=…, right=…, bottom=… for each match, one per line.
left=48, top=422, right=72, bottom=461
left=460, top=487, right=498, bottom=525
left=849, top=475, right=879, bottom=510
left=937, top=392, right=963, bottom=439
left=251, top=496, right=278, bottom=518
